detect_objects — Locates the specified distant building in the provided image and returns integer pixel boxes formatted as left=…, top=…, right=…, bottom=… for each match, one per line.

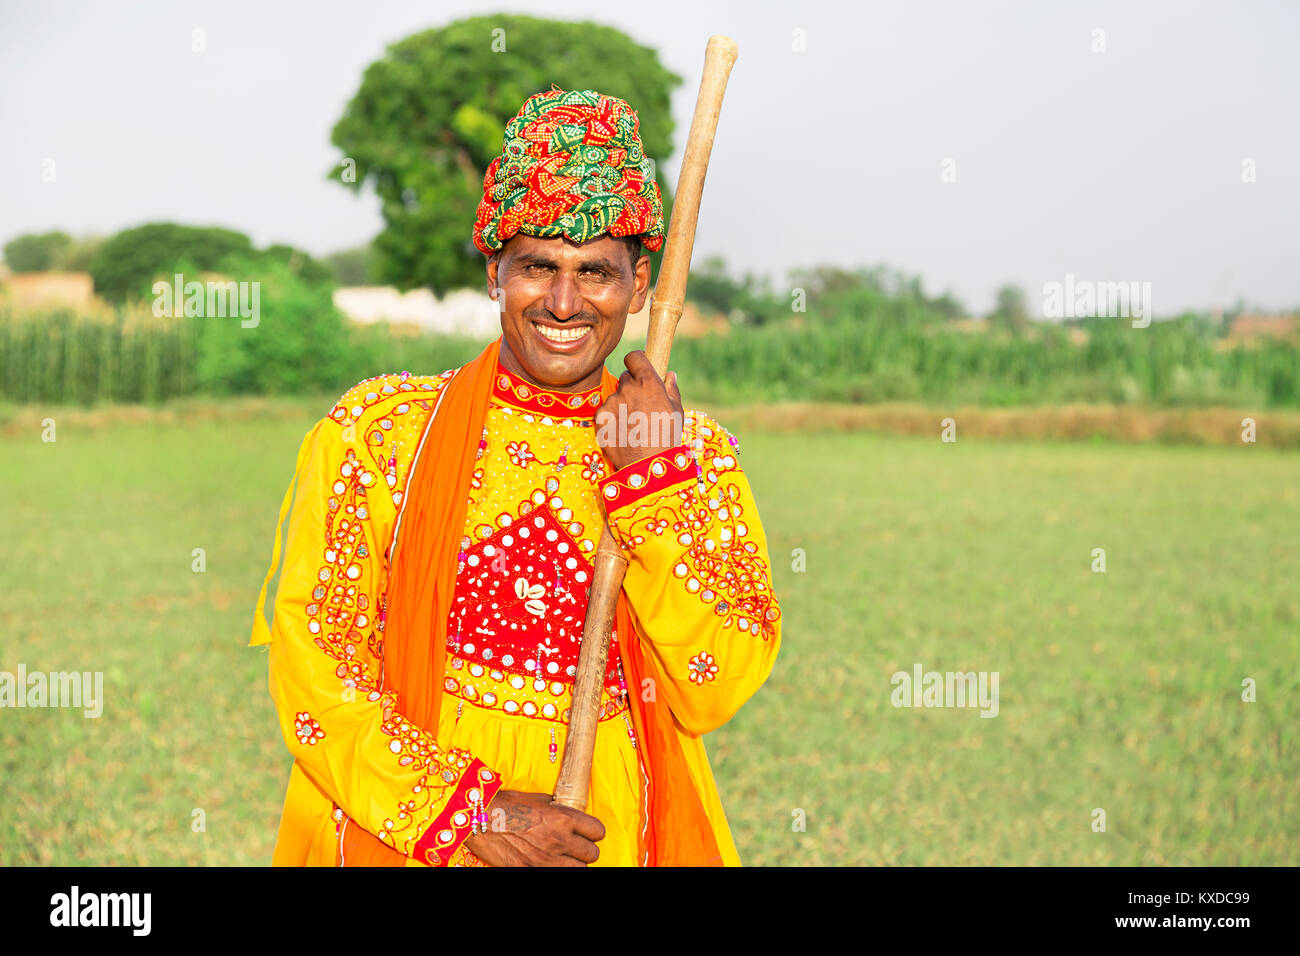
left=621, top=298, right=730, bottom=340
left=0, top=271, right=96, bottom=310
left=1227, top=313, right=1298, bottom=343
left=332, top=287, right=500, bottom=337
left=333, top=286, right=730, bottom=341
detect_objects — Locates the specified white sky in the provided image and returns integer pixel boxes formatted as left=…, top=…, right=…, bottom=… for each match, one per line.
left=1, top=0, right=1297, bottom=316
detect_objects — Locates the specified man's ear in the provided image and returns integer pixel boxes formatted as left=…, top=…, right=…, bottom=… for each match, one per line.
left=486, top=253, right=500, bottom=298
left=629, top=254, right=652, bottom=313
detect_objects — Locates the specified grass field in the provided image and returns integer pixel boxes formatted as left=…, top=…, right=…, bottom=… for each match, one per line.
left=1, top=400, right=1296, bottom=865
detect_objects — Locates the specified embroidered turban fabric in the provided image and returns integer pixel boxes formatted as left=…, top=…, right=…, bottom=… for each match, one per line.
left=472, top=87, right=665, bottom=255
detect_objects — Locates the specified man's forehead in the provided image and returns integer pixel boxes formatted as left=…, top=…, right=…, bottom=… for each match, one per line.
left=500, top=234, right=633, bottom=266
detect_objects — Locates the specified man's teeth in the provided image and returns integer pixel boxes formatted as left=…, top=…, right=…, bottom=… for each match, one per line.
left=535, top=323, right=591, bottom=343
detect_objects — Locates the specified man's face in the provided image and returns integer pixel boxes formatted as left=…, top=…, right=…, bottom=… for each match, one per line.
left=487, top=233, right=651, bottom=392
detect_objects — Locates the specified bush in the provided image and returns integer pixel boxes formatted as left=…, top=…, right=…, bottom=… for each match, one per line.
left=4, top=232, right=73, bottom=272
left=194, top=256, right=350, bottom=395
left=91, top=224, right=256, bottom=304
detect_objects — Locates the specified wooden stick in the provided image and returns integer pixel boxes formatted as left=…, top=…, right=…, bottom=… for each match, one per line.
left=553, top=35, right=740, bottom=811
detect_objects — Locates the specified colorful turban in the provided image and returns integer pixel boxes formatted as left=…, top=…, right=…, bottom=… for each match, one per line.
left=472, top=87, right=665, bottom=256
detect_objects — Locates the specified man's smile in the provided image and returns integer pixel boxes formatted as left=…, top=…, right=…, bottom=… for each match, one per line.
left=531, top=320, right=594, bottom=350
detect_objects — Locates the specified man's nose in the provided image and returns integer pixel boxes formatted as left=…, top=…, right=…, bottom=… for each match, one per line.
left=544, top=270, right=583, bottom=320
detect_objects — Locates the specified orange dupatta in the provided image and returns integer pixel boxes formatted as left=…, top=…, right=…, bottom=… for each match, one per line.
left=341, top=337, right=721, bottom=866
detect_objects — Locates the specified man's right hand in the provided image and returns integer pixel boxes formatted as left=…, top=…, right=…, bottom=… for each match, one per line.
left=464, top=790, right=605, bottom=866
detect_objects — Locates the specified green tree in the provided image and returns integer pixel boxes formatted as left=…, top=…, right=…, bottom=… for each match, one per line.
left=3, top=231, right=72, bottom=272
left=324, top=242, right=379, bottom=286
left=259, top=243, right=334, bottom=285
left=927, top=292, right=966, bottom=321
left=58, top=235, right=106, bottom=272
left=91, top=223, right=256, bottom=303
left=195, top=256, right=350, bottom=395
left=88, top=224, right=331, bottom=302
left=687, top=256, right=741, bottom=316
left=330, top=14, right=682, bottom=293
left=685, top=256, right=788, bottom=326
left=991, top=283, right=1030, bottom=332
left=788, top=265, right=877, bottom=299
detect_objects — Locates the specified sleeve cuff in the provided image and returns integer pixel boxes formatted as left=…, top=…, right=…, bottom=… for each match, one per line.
left=598, top=445, right=697, bottom=513
left=412, top=758, right=503, bottom=866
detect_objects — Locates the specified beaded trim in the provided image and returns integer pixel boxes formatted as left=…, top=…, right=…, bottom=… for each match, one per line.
left=443, top=656, right=630, bottom=724
left=413, top=762, right=502, bottom=865
left=493, top=365, right=603, bottom=418
left=599, top=445, right=697, bottom=511
left=594, top=411, right=741, bottom=510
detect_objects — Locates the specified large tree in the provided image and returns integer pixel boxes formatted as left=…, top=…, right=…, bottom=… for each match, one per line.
left=90, top=223, right=255, bottom=303
left=991, top=283, right=1030, bottom=332
left=3, top=231, right=72, bottom=272
left=329, top=15, right=681, bottom=293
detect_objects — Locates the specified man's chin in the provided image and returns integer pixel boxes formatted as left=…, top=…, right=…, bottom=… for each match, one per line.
left=523, top=354, right=599, bottom=391
left=507, top=331, right=610, bottom=391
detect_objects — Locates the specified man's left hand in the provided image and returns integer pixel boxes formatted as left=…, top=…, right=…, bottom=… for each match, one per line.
left=595, top=350, right=683, bottom=473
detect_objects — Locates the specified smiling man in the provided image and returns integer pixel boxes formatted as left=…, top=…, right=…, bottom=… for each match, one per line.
left=250, top=87, right=781, bottom=866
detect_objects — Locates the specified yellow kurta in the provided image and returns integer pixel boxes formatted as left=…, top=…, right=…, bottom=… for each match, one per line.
left=250, top=359, right=782, bottom=865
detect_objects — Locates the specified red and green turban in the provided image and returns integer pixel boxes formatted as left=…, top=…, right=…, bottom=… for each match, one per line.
left=472, top=87, right=665, bottom=256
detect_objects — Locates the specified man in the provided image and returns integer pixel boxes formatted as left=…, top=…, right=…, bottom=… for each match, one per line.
left=249, top=87, right=781, bottom=866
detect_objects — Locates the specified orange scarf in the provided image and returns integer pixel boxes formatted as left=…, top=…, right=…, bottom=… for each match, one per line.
left=341, top=337, right=721, bottom=866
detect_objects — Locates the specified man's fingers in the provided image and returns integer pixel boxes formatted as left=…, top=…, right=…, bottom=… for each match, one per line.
left=538, top=822, right=598, bottom=868
left=560, top=807, right=606, bottom=843
left=551, top=828, right=600, bottom=864
left=666, top=370, right=681, bottom=405
left=564, top=836, right=600, bottom=865
left=622, top=349, right=660, bottom=383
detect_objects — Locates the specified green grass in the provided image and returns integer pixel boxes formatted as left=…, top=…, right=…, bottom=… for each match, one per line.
left=1, top=408, right=1296, bottom=865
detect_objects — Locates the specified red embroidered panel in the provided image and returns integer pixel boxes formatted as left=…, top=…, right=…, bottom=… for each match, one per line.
left=446, top=503, right=621, bottom=690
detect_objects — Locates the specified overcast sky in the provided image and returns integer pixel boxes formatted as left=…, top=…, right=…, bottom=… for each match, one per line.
left=2, top=0, right=1296, bottom=316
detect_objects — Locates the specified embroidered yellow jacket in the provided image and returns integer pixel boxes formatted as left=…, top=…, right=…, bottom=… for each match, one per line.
left=250, top=361, right=782, bottom=865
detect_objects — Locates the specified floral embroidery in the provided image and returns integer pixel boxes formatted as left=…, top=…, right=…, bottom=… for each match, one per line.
left=606, top=414, right=781, bottom=640
left=299, top=399, right=491, bottom=856
left=687, top=652, right=718, bottom=684
left=581, top=451, right=606, bottom=482
left=295, top=712, right=326, bottom=745
left=371, top=705, right=488, bottom=853
left=507, top=441, right=534, bottom=468
left=292, top=368, right=777, bottom=864
left=328, top=370, right=456, bottom=514
left=328, top=370, right=451, bottom=428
